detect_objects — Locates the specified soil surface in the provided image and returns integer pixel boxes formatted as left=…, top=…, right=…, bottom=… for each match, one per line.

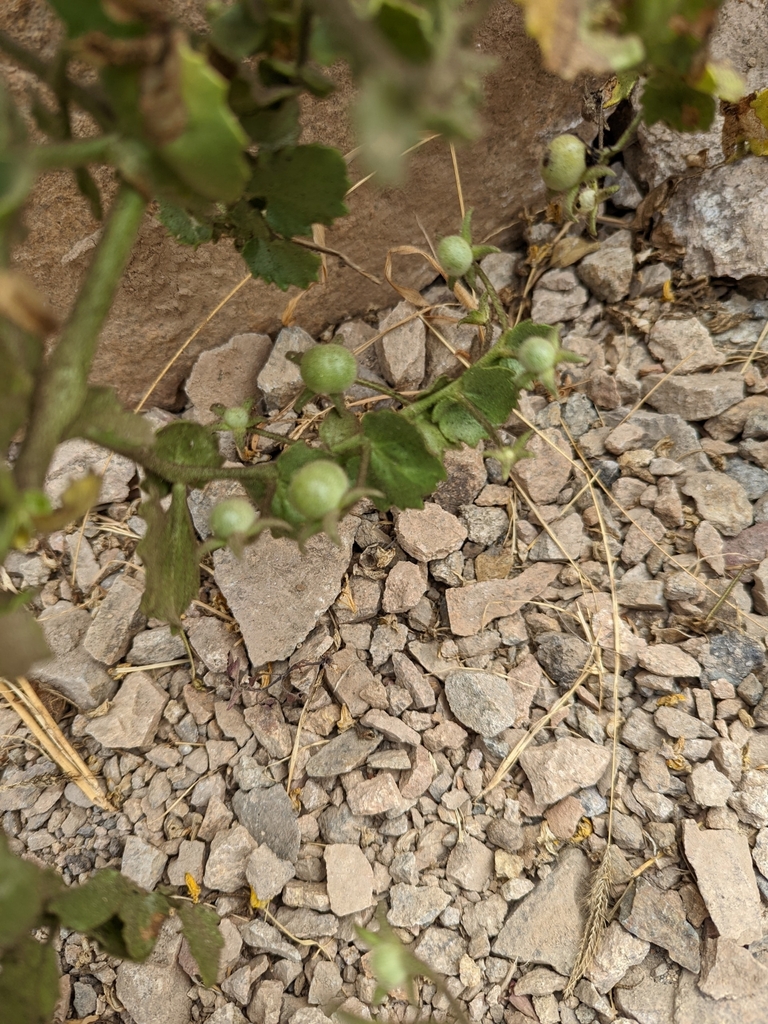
left=6, top=182, right=768, bottom=1024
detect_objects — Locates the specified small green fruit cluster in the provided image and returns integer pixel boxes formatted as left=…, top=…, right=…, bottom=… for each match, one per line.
left=209, top=497, right=258, bottom=539
left=288, top=460, right=349, bottom=519
left=436, top=234, right=474, bottom=277
left=300, top=344, right=357, bottom=395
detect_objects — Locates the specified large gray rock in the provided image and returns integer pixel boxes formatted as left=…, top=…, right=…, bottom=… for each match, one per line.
left=214, top=516, right=355, bottom=665
left=232, top=785, right=301, bottom=862
left=444, top=670, right=516, bottom=737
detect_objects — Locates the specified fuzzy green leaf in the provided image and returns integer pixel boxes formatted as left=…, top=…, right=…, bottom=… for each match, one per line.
left=158, top=200, right=213, bottom=247
left=0, top=937, right=60, bottom=1024
left=319, top=409, right=360, bottom=452
left=242, top=237, right=321, bottom=290
left=432, top=399, right=487, bottom=446
left=46, top=0, right=144, bottom=38
left=209, top=1, right=268, bottom=59
left=248, top=145, right=349, bottom=237
left=458, top=365, right=519, bottom=425
left=0, top=599, right=50, bottom=681
left=49, top=869, right=130, bottom=932
left=642, top=72, right=716, bottom=131
left=65, top=386, right=155, bottom=451
left=137, top=482, right=200, bottom=626
left=120, top=891, right=171, bottom=962
left=240, top=99, right=301, bottom=149
left=362, top=410, right=446, bottom=509
left=152, top=422, right=223, bottom=486
left=177, top=902, right=223, bottom=987
left=374, top=0, right=433, bottom=63
left=0, top=835, right=54, bottom=954
left=158, top=41, right=249, bottom=203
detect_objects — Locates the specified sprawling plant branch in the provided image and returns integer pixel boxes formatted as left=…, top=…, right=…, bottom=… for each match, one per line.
left=14, top=183, right=147, bottom=490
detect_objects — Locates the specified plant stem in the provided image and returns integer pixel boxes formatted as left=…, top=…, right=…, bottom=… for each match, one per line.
left=474, top=264, right=509, bottom=331
left=30, top=135, right=118, bottom=171
left=14, top=184, right=147, bottom=491
left=0, top=31, right=113, bottom=129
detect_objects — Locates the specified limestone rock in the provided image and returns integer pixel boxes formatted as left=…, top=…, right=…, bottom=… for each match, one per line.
left=646, top=372, right=744, bottom=421
left=45, top=439, right=135, bottom=506
left=214, top=516, right=355, bottom=665
left=324, top=844, right=374, bottom=916
left=85, top=672, right=168, bottom=748
left=444, top=670, right=516, bottom=737
left=395, top=504, right=467, bottom=561
left=681, top=471, right=753, bottom=537
left=445, top=563, right=560, bottom=636
left=519, top=738, right=611, bottom=807
left=186, top=332, right=271, bottom=423
left=256, top=325, right=315, bottom=411
left=619, top=877, right=700, bottom=973
left=648, top=317, right=725, bottom=374
left=376, top=301, right=426, bottom=389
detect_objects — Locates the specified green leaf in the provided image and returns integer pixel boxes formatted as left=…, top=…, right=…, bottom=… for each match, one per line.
left=0, top=598, right=50, bottom=681
left=209, top=1, right=268, bottom=59
left=74, top=166, right=104, bottom=221
left=152, top=421, right=223, bottom=487
left=242, top=237, right=321, bottom=290
left=458, top=365, right=519, bottom=425
left=432, top=398, right=487, bottom=446
left=240, top=99, right=301, bottom=149
left=48, top=869, right=129, bottom=932
left=158, top=199, right=213, bottom=247
left=0, top=835, right=51, bottom=954
left=0, top=937, right=60, bottom=1024
left=319, top=409, right=360, bottom=452
left=158, top=41, right=249, bottom=203
left=248, top=145, right=349, bottom=237
left=88, top=916, right=131, bottom=959
left=64, top=386, right=155, bottom=451
left=46, top=0, right=144, bottom=38
left=362, top=410, right=446, bottom=509
left=120, top=890, right=170, bottom=961
left=374, top=0, right=434, bottom=64
left=177, top=902, right=223, bottom=987
left=642, top=71, right=716, bottom=131
left=137, top=482, right=200, bottom=625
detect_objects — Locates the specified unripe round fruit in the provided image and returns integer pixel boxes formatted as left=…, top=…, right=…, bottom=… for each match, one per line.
left=518, top=336, right=558, bottom=375
left=437, top=235, right=474, bottom=277
left=540, top=134, right=587, bottom=192
left=300, top=344, right=357, bottom=394
left=209, top=497, right=258, bottom=539
left=288, top=460, right=349, bottom=519
left=223, top=406, right=249, bottom=431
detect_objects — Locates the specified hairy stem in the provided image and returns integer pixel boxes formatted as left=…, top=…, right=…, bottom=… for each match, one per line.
left=31, top=135, right=118, bottom=171
left=474, top=264, right=509, bottom=331
left=14, top=184, right=147, bottom=490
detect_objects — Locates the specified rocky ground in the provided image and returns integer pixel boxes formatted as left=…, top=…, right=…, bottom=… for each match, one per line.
left=7, top=156, right=768, bottom=1024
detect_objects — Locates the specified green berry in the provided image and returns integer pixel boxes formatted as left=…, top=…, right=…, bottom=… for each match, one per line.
left=222, top=406, right=250, bottom=431
left=540, top=134, right=587, bottom=192
left=300, top=344, right=357, bottom=395
left=437, top=235, right=474, bottom=277
left=209, top=497, right=258, bottom=539
left=518, top=336, right=558, bottom=375
left=288, top=460, right=349, bottom=519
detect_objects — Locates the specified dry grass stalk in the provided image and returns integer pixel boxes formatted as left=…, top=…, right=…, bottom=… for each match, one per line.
left=0, top=676, right=111, bottom=810
left=565, top=850, right=613, bottom=997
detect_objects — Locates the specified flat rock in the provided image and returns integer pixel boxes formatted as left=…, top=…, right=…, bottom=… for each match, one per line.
left=45, top=438, right=135, bottom=506
left=115, top=959, right=190, bottom=1024
left=214, top=516, right=355, bottom=665
left=646, top=372, right=744, bottom=421
left=637, top=644, right=700, bottom=678
left=681, top=819, right=762, bottom=945
left=493, top=847, right=590, bottom=975
left=232, top=785, right=301, bottom=863
left=387, top=883, right=452, bottom=928
left=204, top=825, right=257, bottom=892
left=614, top=975, right=675, bottom=1024
left=243, top=702, right=293, bottom=759
left=28, top=647, right=116, bottom=711
left=128, top=625, right=186, bottom=664
left=681, top=471, right=753, bottom=536
left=395, top=504, right=467, bottom=561
left=654, top=706, right=717, bottom=740
left=519, top=738, right=611, bottom=807
left=376, top=300, right=426, bottom=389
left=85, top=672, right=168, bottom=748
left=577, top=243, right=634, bottom=302
left=531, top=267, right=588, bottom=322
left=256, top=325, right=315, bottom=411
left=240, top=919, right=301, bottom=962
left=535, top=632, right=591, bottom=685
left=700, top=630, right=765, bottom=684
left=245, top=845, right=295, bottom=902
left=699, top=936, right=768, bottom=1001
left=413, top=926, right=468, bottom=975
left=443, top=670, right=516, bottom=737
left=446, top=563, right=560, bottom=636
left=687, top=762, right=733, bottom=807
left=648, top=317, right=726, bottom=374
left=346, top=773, right=402, bottom=816
left=511, top=428, right=573, bottom=504
left=619, top=877, right=701, bottom=973
left=445, top=834, right=494, bottom=892
left=186, top=616, right=233, bottom=674
left=324, top=844, right=374, bottom=916
left=305, top=729, right=381, bottom=777
left=382, top=561, right=428, bottom=613
left=83, top=576, right=145, bottom=666
left=584, top=921, right=650, bottom=995
left=528, top=512, right=587, bottom=562
left=675, top=967, right=768, bottom=1024
left=432, top=445, right=487, bottom=514
left=121, top=836, right=168, bottom=891
left=186, top=332, right=271, bottom=424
